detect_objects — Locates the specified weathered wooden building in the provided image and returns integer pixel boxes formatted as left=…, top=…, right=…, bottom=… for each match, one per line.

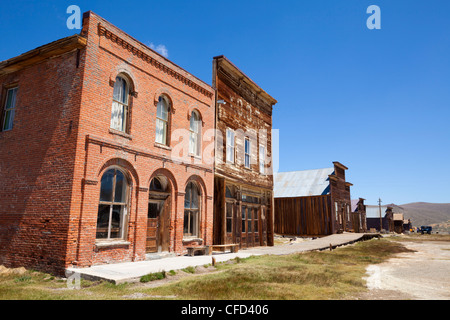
left=365, top=205, right=394, bottom=232
left=212, top=56, right=277, bottom=248
left=351, top=198, right=368, bottom=232
left=274, top=162, right=357, bottom=237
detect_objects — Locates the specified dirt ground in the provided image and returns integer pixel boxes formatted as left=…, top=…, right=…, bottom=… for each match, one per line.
left=356, top=240, right=450, bottom=300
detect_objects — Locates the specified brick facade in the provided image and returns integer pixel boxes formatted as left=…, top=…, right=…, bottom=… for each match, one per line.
left=0, top=12, right=215, bottom=275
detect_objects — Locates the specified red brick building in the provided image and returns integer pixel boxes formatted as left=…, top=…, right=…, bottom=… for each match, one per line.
left=0, top=12, right=215, bottom=275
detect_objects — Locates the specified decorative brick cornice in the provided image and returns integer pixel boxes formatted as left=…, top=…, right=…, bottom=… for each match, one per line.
left=98, top=24, right=213, bottom=99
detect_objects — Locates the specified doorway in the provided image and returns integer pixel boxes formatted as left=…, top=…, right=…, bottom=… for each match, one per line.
left=146, top=200, right=164, bottom=253
left=146, top=176, right=171, bottom=253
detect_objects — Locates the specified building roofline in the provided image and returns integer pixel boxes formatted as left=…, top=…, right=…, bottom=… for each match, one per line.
left=213, top=55, right=277, bottom=105
left=333, top=161, right=348, bottom=170
left=0, top=34, right=87, bottom=76
left=84, top=11, right=214, bottom=93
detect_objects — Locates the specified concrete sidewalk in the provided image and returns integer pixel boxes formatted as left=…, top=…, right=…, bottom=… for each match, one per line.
left=66, top=233, right=379, bottom=284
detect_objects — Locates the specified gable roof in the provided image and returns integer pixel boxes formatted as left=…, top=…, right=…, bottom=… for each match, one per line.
left=274, top=168, right=334, bottom=198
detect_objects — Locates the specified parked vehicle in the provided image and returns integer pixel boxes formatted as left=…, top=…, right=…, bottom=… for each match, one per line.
left=419, top=226, right=432, bottom=234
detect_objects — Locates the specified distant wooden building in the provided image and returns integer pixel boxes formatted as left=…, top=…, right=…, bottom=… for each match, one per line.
left=365, top=205, right=394, bottom=232
left=274, top=162, right=356, bottom=237
left=212, top=56, right=277, bottom=248
left=351, top=198, right=368, bottom=232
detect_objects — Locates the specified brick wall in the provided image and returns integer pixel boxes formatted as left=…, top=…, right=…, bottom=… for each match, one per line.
left=0, top=11, right=215, bottom=275
left=0, top=48, right=84, bottom=275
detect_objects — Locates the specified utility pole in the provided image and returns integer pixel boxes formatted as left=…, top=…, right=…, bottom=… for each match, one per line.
left=378, top=198, right=382, bottom=232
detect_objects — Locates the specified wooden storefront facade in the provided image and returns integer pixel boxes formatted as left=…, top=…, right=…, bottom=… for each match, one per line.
left=212, top=56, right=277, bottom=248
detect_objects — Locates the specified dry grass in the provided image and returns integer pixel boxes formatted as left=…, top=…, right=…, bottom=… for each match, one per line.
left=0, top=238, right=414, bottom=300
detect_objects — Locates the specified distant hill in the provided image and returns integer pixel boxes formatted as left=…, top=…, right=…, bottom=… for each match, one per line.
left=399, top=202, right=450, bottom=228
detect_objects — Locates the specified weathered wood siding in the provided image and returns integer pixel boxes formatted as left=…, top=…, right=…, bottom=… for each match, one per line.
left=212, top=56, right=277, bottom=247
left=274, top=195, right=332, bottom=236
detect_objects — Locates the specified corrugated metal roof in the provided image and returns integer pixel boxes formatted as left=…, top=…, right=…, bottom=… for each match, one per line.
left=274, top=168, right=334, bottom=198
left=366, top=205, right=389, bottom=218
left=351, top=199, right=359, bottom=212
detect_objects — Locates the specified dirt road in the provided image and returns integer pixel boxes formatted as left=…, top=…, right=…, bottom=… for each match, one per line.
left=362, top=240, right=450, bottom=300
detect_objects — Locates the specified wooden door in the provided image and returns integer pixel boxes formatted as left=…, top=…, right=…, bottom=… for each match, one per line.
left=146, top=201, right=163, bottom=253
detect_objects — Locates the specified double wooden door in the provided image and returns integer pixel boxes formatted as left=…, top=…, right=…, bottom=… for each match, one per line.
left=238, top=205, right=266, bottom=248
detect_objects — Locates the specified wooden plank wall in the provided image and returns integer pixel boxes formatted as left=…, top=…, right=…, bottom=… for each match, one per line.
left=274, top=195, right=332, bottom=236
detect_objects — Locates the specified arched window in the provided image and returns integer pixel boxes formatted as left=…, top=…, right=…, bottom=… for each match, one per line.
left=149, top=177, right=164, bottom=192
left=189, top=111, right=201, bottom=156
left=155, top=96, right=169, bottom=145
left=110, top=75, right=130, bottom=133
left=96, top=168, right=128, bottom=240
left=184, top=181, right=200, bottom=237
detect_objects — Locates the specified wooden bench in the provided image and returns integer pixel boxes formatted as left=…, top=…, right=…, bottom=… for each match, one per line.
left=208, top=244, right=239, bottom=255
left=186, top=246, right=210, bottom=257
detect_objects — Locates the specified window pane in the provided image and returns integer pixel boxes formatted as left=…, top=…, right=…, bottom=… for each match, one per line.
left=113, top=77, right=128, bottom=104
left=242, top=206, right=246, bottom=233
left=110, top=101, right=124, bottom=131
left=150, top=178, right=163, bottom=192
left=190, top=112, right=199, bottom=132
left=191, top=185, right=199, bottom=209
left=100, top=169, right=115, bottom=202
left=5, top=88, right=17, bottom=109
left=2, top=110, right=13, bottom=131
left=254, top=209, right=259, bottom=233
left=148, top=202, right=160, bottom=219
left=184, top=184, right=191, bottom=209
left=248, top=208, right=252, bottom=232
left=155, top=118, right=167, bottom=144
left=189, top=132, right=197, bottom=155
left=191, top=210, right=199, bottom=237
left=226, top=203, right=233, bottom=233
left=245, top=154, right=250, bottom=168
left=114, top=170, right=126, bottom=203
left=184, top=210, right=190, bottom=235
left=110, top=205, right=123, bottom=239
left=157, top=97, right=168, bottom=121
left=227, top=218, right=232, bottom=234
left=96, top=204, right=110, bottom=239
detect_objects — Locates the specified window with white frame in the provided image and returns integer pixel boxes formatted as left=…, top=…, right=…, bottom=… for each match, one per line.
left=259, top=145, right=265, bottom=174
left=2, top=87, right=18, bottom=131
left=155, top=96, right=169, bottom=145
left=244, top=137, right=251, bottom=169
left=110, top=76, right=130, bottom=133
left=226, top=128, right=235, bottom=163
left=189, top=111, right=201, bottom=156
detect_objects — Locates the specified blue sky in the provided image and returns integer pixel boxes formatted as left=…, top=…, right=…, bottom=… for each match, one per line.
left=1, top=0, right=449, bottom=205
